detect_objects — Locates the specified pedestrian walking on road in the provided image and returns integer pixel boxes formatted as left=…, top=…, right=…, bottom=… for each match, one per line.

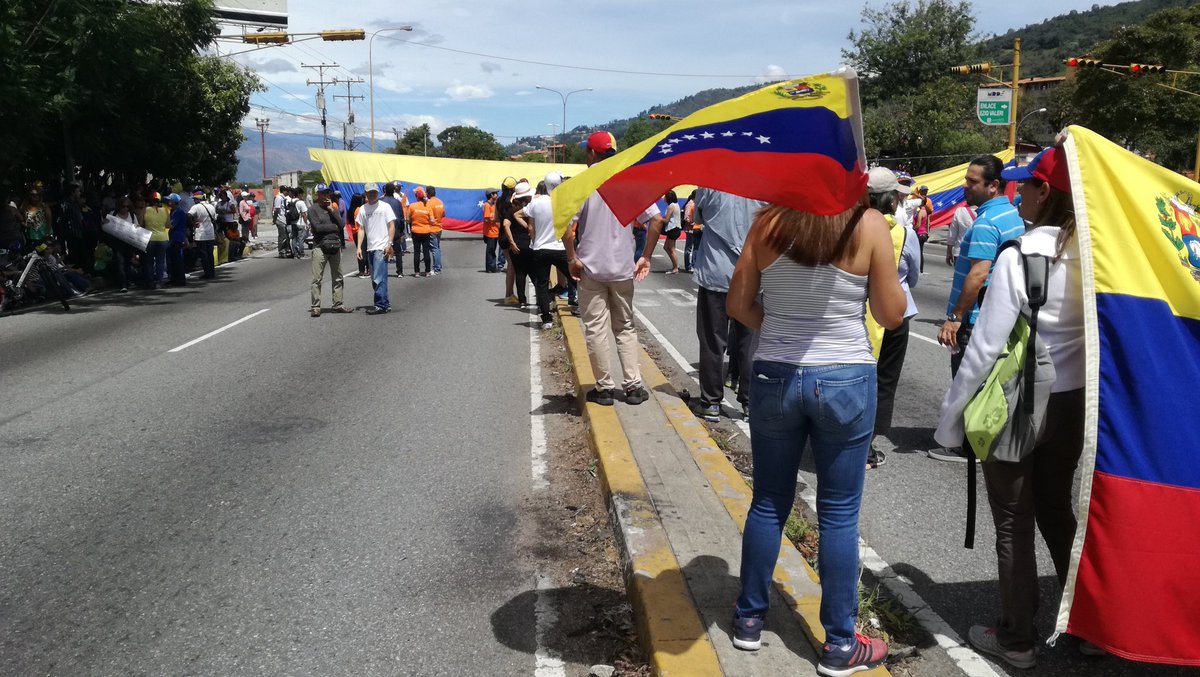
left=408, top=187, right=436, bottom=277
left=141, top=192, right=170, bottom=289
left=482, top=189, right=502, bottom=272
left=725, top=196, right=905, bottom=675
left=188, top=190, right=217, bottom=279
left=865, top=168, right=922, bottom=468
left=931, top=155, right=1024, bottom=462
left=274, top=186, right=291, bottom=258
left=427, top=186, right=445, bottom=273
left=290, top=187, right=309, bottom=260
left=934, top=147, right=1087, bottom=669
left=308, top=184, right=353, bottom=317
left=514, top=172, right=575, bottom=329
left=166, top=193, right=188, bottom=286
left=355, top=183, right=396, bottom=315
left=683, top=191, right=702, bottom=272
left=659, top=190, right=682, bottom=274
left=565, top=132, right=658, bottom=407
left=503, top=181, right=536, bottom=307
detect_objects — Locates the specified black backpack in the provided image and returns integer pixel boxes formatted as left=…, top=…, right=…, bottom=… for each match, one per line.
left=285, top=198, right=300, bottom=224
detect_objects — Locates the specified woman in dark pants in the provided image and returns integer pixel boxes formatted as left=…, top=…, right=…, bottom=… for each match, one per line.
left=935, top=147, right=1089, bottom=668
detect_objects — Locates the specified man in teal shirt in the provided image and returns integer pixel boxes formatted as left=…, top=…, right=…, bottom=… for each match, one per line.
left=932, top=155, right=1024, bottom=461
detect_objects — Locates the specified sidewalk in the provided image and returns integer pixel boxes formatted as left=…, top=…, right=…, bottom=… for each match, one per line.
left=558, top=302, right=890, bottom=676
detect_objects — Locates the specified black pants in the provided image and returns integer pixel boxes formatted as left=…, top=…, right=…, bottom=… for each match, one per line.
left=510, top=245, right=534, bottom=304
left=981, top=389, right=1085, bottom=651
left=949, top=323, right=974, bottom=376
left=874, top=317, right=911, bottom=439
left=917, top=232, right=929, bottom=272
left=696, top=286, right=752, bottom=406
left=195, top=239, right=216, bottom=278
left=412, top=233, right=432, bottom=274
left=167, top=241, right=187, bottom=285
left=392, top=234, right=405, bottom=275
left=531, top=248, right=575, bottom=323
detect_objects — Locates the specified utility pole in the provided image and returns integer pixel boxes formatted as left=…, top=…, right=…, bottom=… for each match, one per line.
left=1008, top=38, right=1021, bottom=150
left=255, top=117, right=270, bottom=182
left=303, top=63, right=339, bottom=149
left=333, top=78, right=365, bottom=151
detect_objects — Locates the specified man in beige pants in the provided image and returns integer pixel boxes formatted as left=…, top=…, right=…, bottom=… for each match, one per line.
left=564, top=131, right=664, bottom=406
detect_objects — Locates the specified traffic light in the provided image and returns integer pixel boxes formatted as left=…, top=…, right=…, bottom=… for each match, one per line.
left=1064, top=57, right=1102, bottom=69
left=320, top=29, right=366, bottom=41
left=1130, top=63, right=1166, bottom=74
left=648, top=113, right=674, bottom=120
left=243, top=32, right=289, bottom=44
left=950, top=63, right=992, bottom=75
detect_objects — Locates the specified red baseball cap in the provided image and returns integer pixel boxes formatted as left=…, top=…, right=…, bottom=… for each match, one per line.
left=580, top=131, right=617, bottom=154
left=1002, top=147, right=1070, bottom=193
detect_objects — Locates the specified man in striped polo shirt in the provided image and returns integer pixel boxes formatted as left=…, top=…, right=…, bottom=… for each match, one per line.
left=931, top=154, right=1025, bottom=462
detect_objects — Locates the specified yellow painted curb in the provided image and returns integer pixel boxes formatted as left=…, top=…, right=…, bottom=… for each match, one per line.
left=638, top=347, right=892, bottom=677
left=557, top=304, right=723, bottom=677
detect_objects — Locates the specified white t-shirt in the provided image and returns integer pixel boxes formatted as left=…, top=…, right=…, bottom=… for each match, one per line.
left=663, top=202, right=681, bottom=232
left=355, top=200, right=397, bottom=252
left=575, top=194, right=660, bottom=282
left=295, top=199, right=308, bottom=224
left=273, top=194, right=286, bottom=224
left=893, top=202, right=911, bottom=230
left=188, top=202, right=217, bottom=240
left=522, top=195, right=563, bottom=251
left=947, top=206, right=975, bottom=256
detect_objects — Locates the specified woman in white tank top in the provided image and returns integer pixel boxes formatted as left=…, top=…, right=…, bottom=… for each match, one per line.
left=724, top=196, right=906, bottom=675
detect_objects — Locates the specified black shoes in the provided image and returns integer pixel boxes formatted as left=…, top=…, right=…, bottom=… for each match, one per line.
left=624, top=386, right=649, bottom=405
left=586, top=388, right=615, bottom=406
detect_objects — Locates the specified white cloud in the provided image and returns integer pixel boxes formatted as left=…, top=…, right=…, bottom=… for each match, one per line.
left=755, top=64, right=789, bottom=84
left=444, top=81, right=494, bottom=101
left=245, top=57, right=296, bottom=74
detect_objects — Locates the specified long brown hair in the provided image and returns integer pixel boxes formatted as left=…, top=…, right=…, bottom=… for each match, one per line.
left=1028, top=178, right=1076, bottom=260
left=759, top=192, right=869, bottom=266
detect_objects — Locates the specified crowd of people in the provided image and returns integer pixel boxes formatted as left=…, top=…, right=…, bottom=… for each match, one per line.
left=524, top=129, right=1091, bottom=674
left=1, top=180, right=265, bottom=307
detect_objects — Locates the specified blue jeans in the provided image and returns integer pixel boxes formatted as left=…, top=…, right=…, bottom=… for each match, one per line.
left=632, top=226, right=647, bottom=262
left=431, top=231, right=442, bottom=272
left=142, top=240, right=168, bottom=287
left=736, top=360, right=876, bottom=647
left=368, top=249, right=390, bottom=309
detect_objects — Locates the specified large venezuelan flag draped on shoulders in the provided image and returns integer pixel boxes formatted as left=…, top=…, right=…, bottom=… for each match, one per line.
left=309, top=148, right=585, bottom=234
left=1056, top=125, right=1200, bottom=665
left=552, top=67, right=868, bottom=237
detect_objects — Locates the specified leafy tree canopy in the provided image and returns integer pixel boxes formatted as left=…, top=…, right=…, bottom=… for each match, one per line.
left=436, top=126, right=506, bottom=161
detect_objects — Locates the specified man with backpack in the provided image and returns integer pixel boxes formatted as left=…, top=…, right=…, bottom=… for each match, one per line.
left=308, top=184, right=353, bottom=317
left=288, top=187, right=309, bottom=260
left=274, top=187, right=292, bottom=258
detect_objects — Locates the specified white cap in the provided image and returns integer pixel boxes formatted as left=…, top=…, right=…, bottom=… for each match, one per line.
left=866, top=167, right=912, bottom=195
left=544, top=172, right=563, bottom=192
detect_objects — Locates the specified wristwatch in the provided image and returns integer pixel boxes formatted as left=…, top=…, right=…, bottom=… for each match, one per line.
left=946, top=313, right=962, bottom=323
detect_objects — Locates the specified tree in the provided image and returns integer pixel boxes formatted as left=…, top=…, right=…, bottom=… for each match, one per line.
left=436, top=126, right=506, bottom=160
left=619, top=118, right=669, bottom=150
left=1068, top=4, right=1200, bottom=170
left=843, top=0, right=978, bottom=104
left=389, top=124, right=435, bottom=156
left=864, top=78, right=1004, bottom=172
left=0, top=0, right=258, bottom=188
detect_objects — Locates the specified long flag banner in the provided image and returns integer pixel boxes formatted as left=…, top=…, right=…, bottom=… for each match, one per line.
left=911, top=148, right=1015, bottom=229
left=1056, top=125, right=1200, bottom=665
left=310, top=149, right=585, bottom=234
left=551, top=68, right=868, bottom=237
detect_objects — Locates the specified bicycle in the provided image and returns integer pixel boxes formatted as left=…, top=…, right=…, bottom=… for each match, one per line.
left=0, top=247, right=71, bottom=314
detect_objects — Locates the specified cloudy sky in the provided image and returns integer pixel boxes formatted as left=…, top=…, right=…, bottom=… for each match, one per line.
left=227, top=0, right=1118, bottom=145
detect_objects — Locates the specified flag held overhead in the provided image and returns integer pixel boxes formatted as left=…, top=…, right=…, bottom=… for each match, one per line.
left=551, top=67, right=869, bottom=237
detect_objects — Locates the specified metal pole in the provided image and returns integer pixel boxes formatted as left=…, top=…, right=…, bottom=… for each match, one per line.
left=537, top=86, right=592, bottom=163
left=255, top=118, right=270, bottom=182
left=369, top=26, right=414, bottom=153
left=1008, top=38, right=1021, bottom=150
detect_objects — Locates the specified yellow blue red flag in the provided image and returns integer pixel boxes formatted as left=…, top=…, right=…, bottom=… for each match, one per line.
left=551, top=68, right=868, bottom=237
left=1056, top=125, right=1200, bottom=665
left=910, top=149, right=1015, bottom=229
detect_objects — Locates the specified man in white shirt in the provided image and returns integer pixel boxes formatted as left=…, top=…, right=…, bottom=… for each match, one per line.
left=354, top=183, right=397, bottom=315
left=945, top=204, right=974, bottom=266
left=273, top=187, right=290, bottom=258
left=290, top=187, right=310, bottom=260
left=563, top=132, right=663, bottom=407
left=187, top=191, right=218, bottom=279
left=514, top=171, right=576, bottom=329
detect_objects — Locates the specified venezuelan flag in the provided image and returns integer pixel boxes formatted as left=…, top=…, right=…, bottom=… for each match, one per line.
left=310, top=149, right=585, bottom=233
left=551, top=68, right=868, bottom=237
left=910, top=149, right=1015, bottom=229
left=1056, top=126, right=1200, bottom=665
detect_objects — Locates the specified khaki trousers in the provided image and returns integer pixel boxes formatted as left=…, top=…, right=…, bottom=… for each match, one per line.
left=310, top=247, right=345, bottom=309
left=578, top=276, right=641, bottom=391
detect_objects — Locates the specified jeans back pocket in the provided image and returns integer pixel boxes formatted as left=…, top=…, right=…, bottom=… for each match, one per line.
left=816, top=375, right=870, bottom=428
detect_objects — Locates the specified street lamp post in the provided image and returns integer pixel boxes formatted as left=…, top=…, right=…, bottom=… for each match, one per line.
left=535, top=86, right=592, bottom=162
left=1016, top=107, right=1048, bottom=144
left=547, top=123, right=558, bottom=161
left=369, top=25, right=414, bottom=153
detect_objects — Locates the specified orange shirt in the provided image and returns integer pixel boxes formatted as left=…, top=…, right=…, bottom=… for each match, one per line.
left=408, top=200, right=437, bottom=235
left=482, top=201, right=499, bottom=238
left=428, top=197, right=445, bottom=233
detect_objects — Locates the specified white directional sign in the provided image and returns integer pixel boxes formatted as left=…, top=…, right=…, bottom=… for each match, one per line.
left=977, top=88, right=1013, bottom=126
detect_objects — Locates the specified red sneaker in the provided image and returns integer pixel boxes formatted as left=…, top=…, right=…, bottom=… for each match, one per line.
left=818, top=632, right=888, bottom=676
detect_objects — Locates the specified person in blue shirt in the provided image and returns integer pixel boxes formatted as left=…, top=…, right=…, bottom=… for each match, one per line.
left=166, top=193, right=190, bottom=286
left=931, top=155, right=1025, bottom=462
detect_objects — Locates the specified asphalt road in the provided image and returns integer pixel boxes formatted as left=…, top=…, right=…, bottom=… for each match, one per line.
left=0, top=240, right=551, bottom=676
left=633, top=239, right=1192, bottom=677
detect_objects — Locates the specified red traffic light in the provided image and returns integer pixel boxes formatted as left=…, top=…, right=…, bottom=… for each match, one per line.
left=1064, top=57, right=1101, bottom=69
left=1066, top=57, right=1079, bottom=67
left=1130, top=63, right=1165, bottom=74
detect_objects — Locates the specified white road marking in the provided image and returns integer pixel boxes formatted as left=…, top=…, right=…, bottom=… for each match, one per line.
left=637, top=305, right=997, bottom=677
left=534, top=575, right=566, bottom=677
left=167, top=309, right=270, bottom=353
left=911, top=331, right=941, bottom=346
left=530, top=318, right=549, bottom=491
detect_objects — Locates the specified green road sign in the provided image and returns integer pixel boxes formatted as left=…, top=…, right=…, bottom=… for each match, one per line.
left=977, top=88, right=1013, bottom=126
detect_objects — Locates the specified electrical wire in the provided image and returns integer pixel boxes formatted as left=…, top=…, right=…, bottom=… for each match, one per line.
left=376, top=34, right=801, bottom=79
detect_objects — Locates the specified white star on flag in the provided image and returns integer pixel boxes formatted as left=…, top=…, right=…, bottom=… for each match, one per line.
left=721, top=131, right=735, bottom=137
left=742, top=131, right=754, bottom=137
left=700, top=132, right=715, bottom=139
left=659, top=146, right=674, bottom=154
left=658, top=143, right=673, bottom=151
left=476, top=200, right=485, bottom=208
left=669, top=138, right=682, bottom=144
left=682, top=134, right=696, bottom=140
left=756, top=135, right=771, bottom=144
